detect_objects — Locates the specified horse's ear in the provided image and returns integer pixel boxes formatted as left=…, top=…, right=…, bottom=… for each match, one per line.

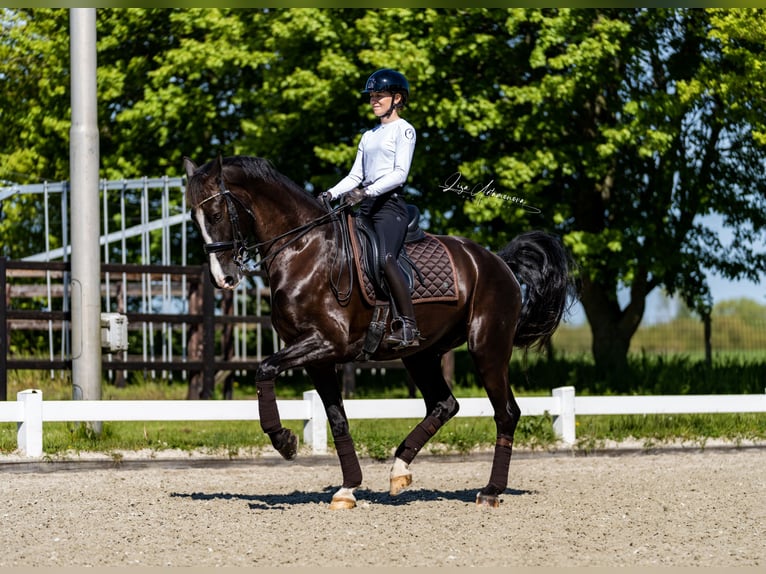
left=207, top=153, right=223, bottom=179
left=183, top=157, right=197, bottom=178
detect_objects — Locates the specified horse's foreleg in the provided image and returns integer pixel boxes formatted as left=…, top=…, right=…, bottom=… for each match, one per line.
left=327, top=412, right=362, bottom=510
left=327, top=403, right=363, bottom=501
left=256, top=380, right=298, bottom=460
left=390, top=354, right=460, bottom=496
left=254, top=334, right=334, bottom=461
left=306, top=364, right=363, bottom=510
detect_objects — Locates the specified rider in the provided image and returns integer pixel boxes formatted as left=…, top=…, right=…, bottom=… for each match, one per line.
left=324, top=69, right=420, bottom=348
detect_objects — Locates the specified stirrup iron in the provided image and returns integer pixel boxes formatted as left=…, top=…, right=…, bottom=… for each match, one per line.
left=386, top=316, right=421, bottom=348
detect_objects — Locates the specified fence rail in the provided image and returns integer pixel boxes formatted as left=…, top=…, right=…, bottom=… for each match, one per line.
left=0, top=258, right=248, bottom=400
left=2, top=386, right=765, bottom=458
left=1, top=257, right=407, bottom=400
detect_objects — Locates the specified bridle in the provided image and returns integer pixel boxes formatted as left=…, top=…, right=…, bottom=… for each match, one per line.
left=194, top=174, right=349, bottom=277
left=195, top=176, right=258, bottom=271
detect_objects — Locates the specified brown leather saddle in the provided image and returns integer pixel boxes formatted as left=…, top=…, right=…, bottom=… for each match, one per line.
left=347, top=205, right=459, bottom=306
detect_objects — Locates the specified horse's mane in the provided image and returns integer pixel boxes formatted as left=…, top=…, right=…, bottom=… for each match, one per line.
left=187, top=155, right=314, bottom=206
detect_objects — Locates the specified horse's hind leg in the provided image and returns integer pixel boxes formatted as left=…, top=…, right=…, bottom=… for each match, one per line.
left=305, top=363, right=363, bottom=510
left=390, top=351, right=460, bottom=495
left=470, top=343, right=520, bottom=508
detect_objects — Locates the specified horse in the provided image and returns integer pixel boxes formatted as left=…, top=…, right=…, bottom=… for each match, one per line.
left=183, top=154, right=576, bottom=509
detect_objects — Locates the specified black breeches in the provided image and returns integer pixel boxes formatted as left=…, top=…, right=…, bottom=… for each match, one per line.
left=359, top=191, right=408, bottom=264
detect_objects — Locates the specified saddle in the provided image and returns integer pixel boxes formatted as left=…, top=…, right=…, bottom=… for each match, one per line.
left=344, top=205, right=459, bottom=360
left=350, top=204, right=425, bottom=300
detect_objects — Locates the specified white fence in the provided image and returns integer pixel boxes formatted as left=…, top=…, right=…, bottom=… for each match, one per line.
left=2, top=386, right=765, bottom=458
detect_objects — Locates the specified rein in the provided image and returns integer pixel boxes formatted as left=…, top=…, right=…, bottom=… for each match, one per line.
left=195, top=178, right=351, bottom=276
left=324, top=196, right=355, bottom=304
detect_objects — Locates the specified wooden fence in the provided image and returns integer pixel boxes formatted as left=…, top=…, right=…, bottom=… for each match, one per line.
left=1, top=258, right=252, bottom=400
left=1, top=257, right=408, bottom=402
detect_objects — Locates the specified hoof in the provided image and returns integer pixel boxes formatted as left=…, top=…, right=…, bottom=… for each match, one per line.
left=329, top=487, right=356, bottom=510
left=276, top=430, right=298, bottom=460
left=475, top=492, right=501, bottom=508
left=389, top=473, right=413, bottom=496
left=329, top=496, right=357, bottom=510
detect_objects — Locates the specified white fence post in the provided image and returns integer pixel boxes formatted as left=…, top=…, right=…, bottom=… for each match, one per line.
left=5, top=388, right=766, bottom=457
left=302, top=390, right=327, bottom=454
left=552, top=386, right=576, bottom=446
left=17, top=389, right=44, bottom=457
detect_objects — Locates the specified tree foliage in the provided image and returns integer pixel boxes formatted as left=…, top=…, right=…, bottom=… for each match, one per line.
left=2, top=8, right=765, bottom=376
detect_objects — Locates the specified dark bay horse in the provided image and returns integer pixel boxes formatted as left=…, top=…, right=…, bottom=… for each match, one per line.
left=184, top=155, right=576, bottom=508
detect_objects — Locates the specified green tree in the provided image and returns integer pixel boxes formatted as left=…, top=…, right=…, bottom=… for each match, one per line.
left=0, top=9, right=71, bottom=185
left=3, top=8, right=766, bottom=382
left=446, top=8, right=766, bottom=379
left=0, top=9, right=69, bottom=258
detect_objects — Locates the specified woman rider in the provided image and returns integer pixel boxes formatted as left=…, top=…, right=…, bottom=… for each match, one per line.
left=324, top=69, right=420, bottom=348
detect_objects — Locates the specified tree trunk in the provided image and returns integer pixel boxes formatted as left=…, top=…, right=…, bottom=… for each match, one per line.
left=581, top=276, right=647, bottom=390
left=590, top=322, right=632, bottom=384
left=703, top=312, right=712, bottom=367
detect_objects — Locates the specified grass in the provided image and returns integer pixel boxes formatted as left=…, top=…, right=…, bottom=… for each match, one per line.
left=2, top=355, right=766, bottom=460
left=571, top=412, right=766, bottom=453
left=3, top=409, right=763, bottom=461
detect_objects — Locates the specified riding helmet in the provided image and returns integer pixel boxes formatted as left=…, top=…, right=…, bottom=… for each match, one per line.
left=362, top=69, right=410, bottom=106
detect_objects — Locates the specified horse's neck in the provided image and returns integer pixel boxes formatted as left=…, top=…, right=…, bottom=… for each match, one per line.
left=250, top=186, right=330, bottom=251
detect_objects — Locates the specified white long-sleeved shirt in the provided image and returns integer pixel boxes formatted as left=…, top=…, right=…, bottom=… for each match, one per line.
left=327, top=118, right=416, bottom=199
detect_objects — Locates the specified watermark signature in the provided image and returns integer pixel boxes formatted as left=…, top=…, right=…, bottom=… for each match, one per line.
left=438, top=172, right=541, bottom=214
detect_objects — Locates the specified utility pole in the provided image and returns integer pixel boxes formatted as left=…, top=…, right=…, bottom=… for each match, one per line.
left=69, top=8, right=102, bottom=432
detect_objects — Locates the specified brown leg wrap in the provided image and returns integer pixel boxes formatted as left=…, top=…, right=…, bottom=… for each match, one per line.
left=256, top=381, right=282, bottom=434
left=334, top=434, right=363, bottom=488
left=394, top=415, right=442, bottom=464
left=487, top=436, right=514, bottom=494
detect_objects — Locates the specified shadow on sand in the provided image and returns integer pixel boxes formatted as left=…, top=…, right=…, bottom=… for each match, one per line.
left=170, top=486, right=535, bottom=510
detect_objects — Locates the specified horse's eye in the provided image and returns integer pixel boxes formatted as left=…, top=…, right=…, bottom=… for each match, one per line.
left=208, top=210, right=224, bottom=225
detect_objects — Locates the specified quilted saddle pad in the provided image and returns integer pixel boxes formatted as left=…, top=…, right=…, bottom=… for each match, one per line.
left=348, top=222, right=459, bottom=306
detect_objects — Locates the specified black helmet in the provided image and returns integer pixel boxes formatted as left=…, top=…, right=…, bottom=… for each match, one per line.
left=362, top=69, right=410, bottom=100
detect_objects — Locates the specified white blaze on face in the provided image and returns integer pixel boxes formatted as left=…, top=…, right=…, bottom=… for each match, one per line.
left=194, top=206, right=236, bottom=289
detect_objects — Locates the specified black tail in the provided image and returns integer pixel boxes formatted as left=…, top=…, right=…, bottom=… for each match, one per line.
left=497, top=231, right=578, bottom=350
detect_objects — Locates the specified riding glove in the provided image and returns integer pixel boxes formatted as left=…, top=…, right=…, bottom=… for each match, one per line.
left=345, top=187, right=366, bottom=206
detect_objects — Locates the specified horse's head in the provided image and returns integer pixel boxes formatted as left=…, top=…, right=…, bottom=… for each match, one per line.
left=184, top=155, right=254, bottom=289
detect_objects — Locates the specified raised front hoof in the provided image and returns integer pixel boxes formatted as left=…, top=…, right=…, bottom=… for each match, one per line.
left=475, top=492, right=501, bottom=508
left=273, top=429, right=298, bottom=460
left=389, top=473, right=413, bottom=496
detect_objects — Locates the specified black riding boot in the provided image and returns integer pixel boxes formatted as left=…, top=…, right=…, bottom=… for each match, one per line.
left=382, top=255, right=421, bottom=348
